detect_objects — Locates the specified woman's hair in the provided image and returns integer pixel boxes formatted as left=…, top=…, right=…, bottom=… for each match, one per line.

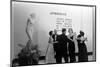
left=68, top=28, right=73, bottom=33
left=49, top=31, right=53, bottom=36
left=80, top=31, right=84, bottom=36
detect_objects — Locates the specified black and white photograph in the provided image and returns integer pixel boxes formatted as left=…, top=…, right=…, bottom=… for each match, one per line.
left=11, top=0, right=96, bottom=67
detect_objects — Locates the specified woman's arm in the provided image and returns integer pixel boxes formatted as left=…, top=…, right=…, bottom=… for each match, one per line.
left=48, top=37, right=57, bottom=44
left=81, top=37, right=87, bottom=41
left=73, top=32, right=77, bottom=41
left=48, top=37, right=52, bottom=44
left=76, top=37, right=81, bottom=40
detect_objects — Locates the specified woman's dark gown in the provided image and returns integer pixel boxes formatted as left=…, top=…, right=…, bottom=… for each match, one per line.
left=68, top=36, right=76, bottom=62
left=77, top=35, right=88, bottom=62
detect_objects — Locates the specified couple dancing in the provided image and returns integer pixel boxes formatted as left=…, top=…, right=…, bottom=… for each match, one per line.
left=46, top=28, right=76, bottom=63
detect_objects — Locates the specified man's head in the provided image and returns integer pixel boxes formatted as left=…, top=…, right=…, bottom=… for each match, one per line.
left=62, top=28, right=66, bottom=34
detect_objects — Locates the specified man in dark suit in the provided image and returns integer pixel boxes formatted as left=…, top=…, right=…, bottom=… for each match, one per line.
left=52, top=29, right=59, bottom=60
left=52, top=29, right=58, bottom=62
left=56, top=28, right=69, bottom=63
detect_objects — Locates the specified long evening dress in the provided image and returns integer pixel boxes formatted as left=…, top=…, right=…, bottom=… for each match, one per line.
left=68, top=36, right=76, bottom=62
left=77, top=35, right=88, bottom=62
left=45, top=36, right=56, bottom=64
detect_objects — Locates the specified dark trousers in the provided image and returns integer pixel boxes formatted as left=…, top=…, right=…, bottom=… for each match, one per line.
left=55, top=49, right=68, bottom=63
left=53, top=44, right=58, bottom=58
left=53, top=44, right=56, bottom=53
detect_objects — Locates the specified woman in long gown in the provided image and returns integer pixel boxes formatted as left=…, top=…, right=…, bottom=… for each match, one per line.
left=77, top=31, right=88, bottom=62
left=67, top=28, right=76, bottom=63
left=46, top=31, right=56, bottom=64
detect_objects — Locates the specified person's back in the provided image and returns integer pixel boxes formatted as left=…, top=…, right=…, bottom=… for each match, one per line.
left=55, top=28, right=68, bottom=63
left=58, top=34, right=68, bottom=50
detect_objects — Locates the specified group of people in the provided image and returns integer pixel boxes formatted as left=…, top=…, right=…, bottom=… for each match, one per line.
left=46, top=28, right=88, bottom=64
left=25, top=13, right=88, bottom=64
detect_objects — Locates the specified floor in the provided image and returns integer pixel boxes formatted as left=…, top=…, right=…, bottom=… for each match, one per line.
left=38, top=55, right=93, bottom=64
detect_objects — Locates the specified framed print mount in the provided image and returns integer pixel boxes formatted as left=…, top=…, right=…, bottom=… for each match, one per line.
left=11, top=0, right=96, bottom=67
